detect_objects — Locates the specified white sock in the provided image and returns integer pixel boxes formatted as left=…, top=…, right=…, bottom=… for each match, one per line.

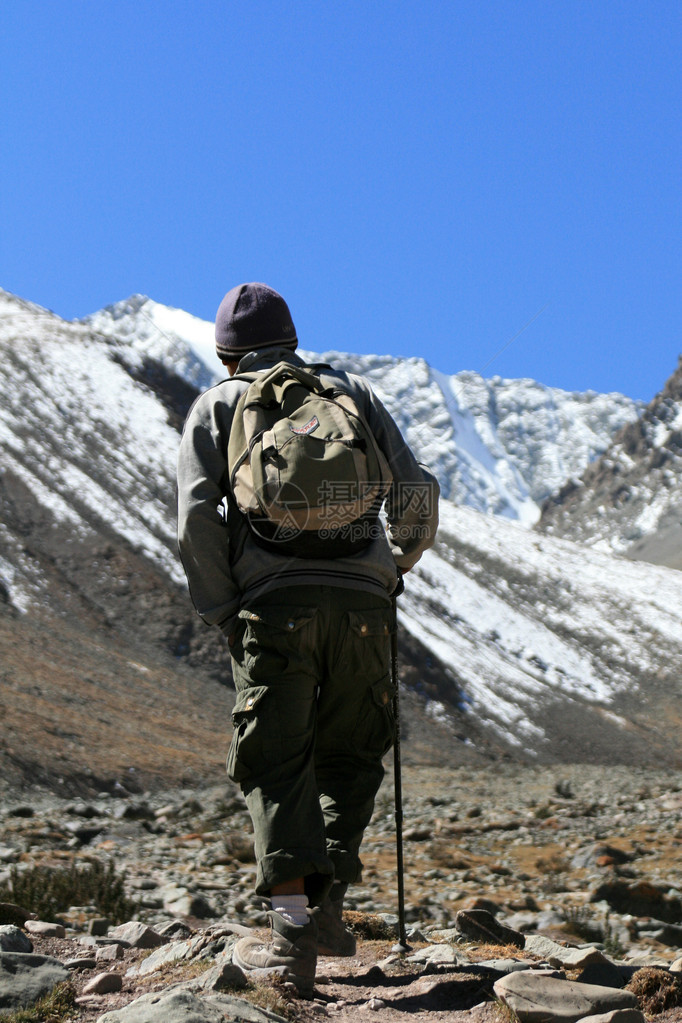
left=270, top=894, right=309, bottom=927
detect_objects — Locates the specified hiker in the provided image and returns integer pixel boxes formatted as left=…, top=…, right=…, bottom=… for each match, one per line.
left=177, top=282, right=439, bottom=994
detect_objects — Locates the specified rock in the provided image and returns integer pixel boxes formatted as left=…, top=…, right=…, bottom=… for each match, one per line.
left=536, top=909, right=567, bottom=931
left=638, top=920, right=682, bottom=947
left=0, top=925, right=33, bottom=952
left=478, top=959, right=538, bottom=973
left=154, top=802, right=179, bottom=820
left=156, top=920, right=192, bottom=939
left=548, top=947, right=611, bottom=971
left=109, top=921, right=167, bottom=948
left=407, top=943, right=461, bottom=967
left=24, top=920, right=66, bottom=938
left=65, top=823, right=106, bottom=843
left=622, top=951, right=672, bottom=967
left=505, top=912, right=542, bottom=933
left=191, top=961, right=248, bottom=992
left=161, top=885, right=216, bottom=919
left=576, top=1011, right=646, bottom=1023
left=455, top=909, right=525, bottom=948
left=65, top=957, right=99, bottom=970
left=494, top=972, right=638, bottom=1023
left=8, top=806, right=34, bottom=818
left=126, top=935, right=202, bottom=977
left=0, top=903, right=32, bottom=926
left=96, top=943, right=124, bottom=962
left=572, top=845, right=632, bottom=870
left=96, top=987, right=287, bottom=1022
left=0, top=846, right=19, bottom=864
left=577, top=960, right=628, bottom=989
left=403, top=826, right=432, bottom=841
left=170, top=892, right=216, bottom=918
left=112, top=800, right=155, bottom=821
left=83, top=971, right=124, bottom=995
left=525, top=934, right=571, bottom=960
left=0, top=952, right=70, bottom=1010
left=590, top=880, right=682, bottom=923
left=67, top=801, right=99, bottom=818
left=671, top=956, right=682, bottom=972
left=460, top=896, right=504, bottom=915
left=81, top=935, right=131, bottom=949
left=427, top=927, right=460, bottom=944
left=89, top=917, right=112, bottom=936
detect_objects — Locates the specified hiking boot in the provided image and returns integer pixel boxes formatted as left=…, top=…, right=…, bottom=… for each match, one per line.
left=233, top=910, right=318, bottom=996
left=318, top=882, right=356, bottom=956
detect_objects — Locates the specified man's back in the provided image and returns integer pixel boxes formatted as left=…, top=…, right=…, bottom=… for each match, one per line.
left=178, top=344, right=438, bottom=636
left=176, top=283, right=438, bottom=997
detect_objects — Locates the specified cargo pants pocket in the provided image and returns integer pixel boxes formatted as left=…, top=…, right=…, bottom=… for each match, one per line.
left=342, top=608, right=396, bottom=757
left=353, top=674, right=397, bottom=757
left=232, top=607, right=317, bottom=682
left=226, top=685, right=276, bottom=783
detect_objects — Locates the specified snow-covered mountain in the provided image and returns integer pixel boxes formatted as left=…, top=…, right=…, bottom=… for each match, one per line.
left=405, top=502, right=682, bottom=761
left=84, top=296, right=642, bottom=524
left=2, top=286, right=681, bottom=777
left=538, top=356, right=682, bottom=570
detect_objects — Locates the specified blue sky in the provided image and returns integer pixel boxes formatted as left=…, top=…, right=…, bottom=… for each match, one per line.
left=2, top=1, right=680, bottom=400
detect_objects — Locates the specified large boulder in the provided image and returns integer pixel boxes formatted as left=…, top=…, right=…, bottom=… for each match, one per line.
left=0, top=952, right=70, bottom=1010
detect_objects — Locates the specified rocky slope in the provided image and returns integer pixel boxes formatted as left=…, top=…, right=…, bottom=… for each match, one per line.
left=402, top=503, right=682, bottom=765
left=1, top=766, right=681, bottom=1021
left=538, top=356, right=682, bottom=570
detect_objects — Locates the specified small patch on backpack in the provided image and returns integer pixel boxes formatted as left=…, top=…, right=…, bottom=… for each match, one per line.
left=289, top=415, right=320, bottom=436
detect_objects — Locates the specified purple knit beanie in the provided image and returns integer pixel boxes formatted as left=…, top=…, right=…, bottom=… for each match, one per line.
left=215, top=283, right=297, bottom=359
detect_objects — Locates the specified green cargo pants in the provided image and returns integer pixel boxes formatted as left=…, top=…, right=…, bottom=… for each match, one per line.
left=226, top=584, right=395, bottom=904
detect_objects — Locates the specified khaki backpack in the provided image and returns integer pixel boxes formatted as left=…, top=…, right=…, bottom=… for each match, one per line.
left=226, top=361, right=392, bottom=557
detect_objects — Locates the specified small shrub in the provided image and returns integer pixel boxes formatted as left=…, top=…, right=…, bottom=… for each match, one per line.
left=535, top=854, right=569, bottom=874
left=344, top=910, right=397, bottom=941
left=626, top=967, right=682, bottom=1014
left=0, top=858, right=137, bottom=924
left=533, top=803, right=554, bottom=820
left=563, top=904, right=604, bottom=944
left=602, top=919, right=627, bottom=959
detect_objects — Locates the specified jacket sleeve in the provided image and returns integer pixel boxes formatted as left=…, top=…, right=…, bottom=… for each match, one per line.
left=176, top=394, right=241, bottom=631
left=358, top=381, right=440, bottom=570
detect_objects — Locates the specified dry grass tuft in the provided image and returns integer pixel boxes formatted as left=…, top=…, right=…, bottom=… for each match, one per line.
left=463, top=942, right=530, bottom=962
left=242, top=975, right=297, bottom=1018
left=493, top=996, right=520, bottom=1023
left=343, top=909, right=397, bottom=941
left=0, top=982, right=76, bottom=1023
left=626, top=967, right=682, bottom=1014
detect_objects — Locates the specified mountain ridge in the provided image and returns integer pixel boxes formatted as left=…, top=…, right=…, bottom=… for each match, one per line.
left=83, top=293, right=643, bottom=522
left=538, top=354, right=682, bottom=568
left=2, top=285, right=681, bottom=794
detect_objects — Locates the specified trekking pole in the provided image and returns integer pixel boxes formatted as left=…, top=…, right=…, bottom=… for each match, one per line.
left=390, top=573, right=411, bottom=954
